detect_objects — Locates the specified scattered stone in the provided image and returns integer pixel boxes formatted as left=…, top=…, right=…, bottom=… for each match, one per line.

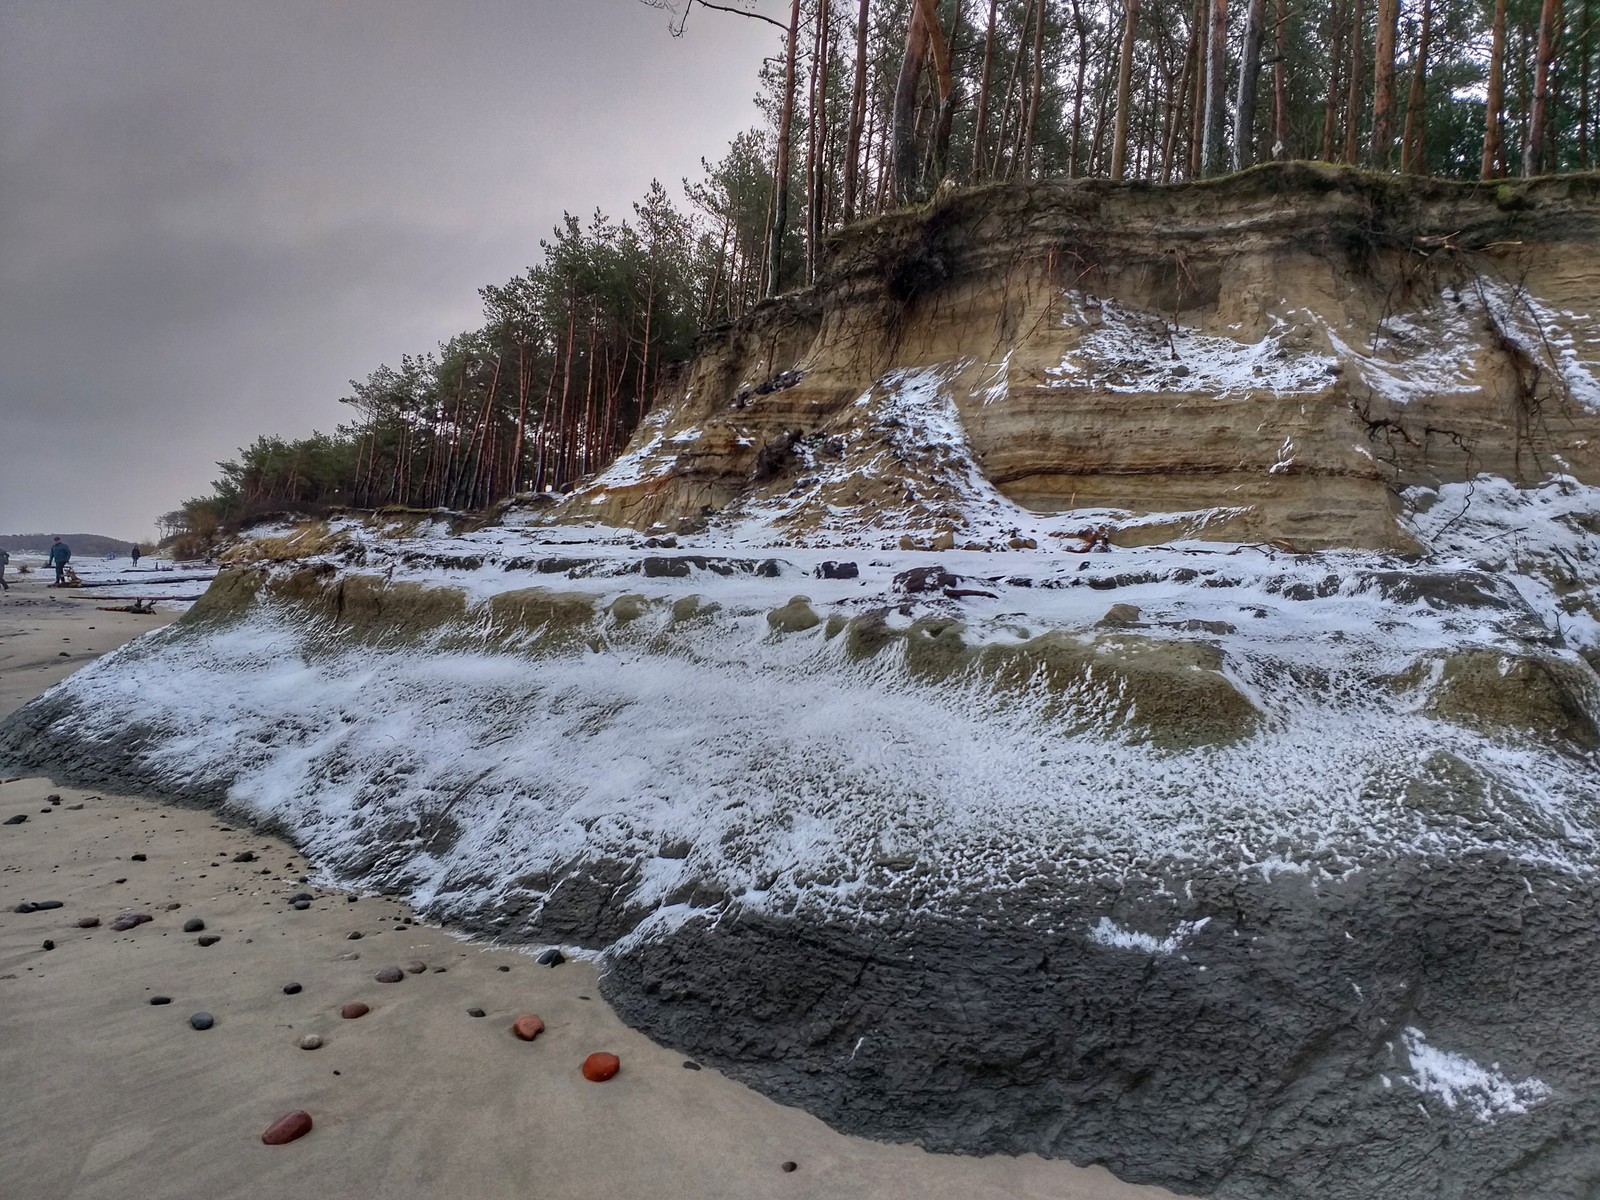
left=582, top=1052, right=621, bottom=1082
left=110, top=912, right=153, bottom=932
left=683, top=1060, right=702, bottom=1071
left=404, top=960, right=426, bottom=974
left=283, top=983, right=303, bottom=995
left=150, top=996, right=172, bottom=1005
left=33, top=900, right=64, bottom=910
left=816, top=560, right=860, bottom=579
left=374, top=966, right=404, bottom=983
left=4, top=815, right=27, bottom=825
left=781, top=1161, right=798, bottom=1173
left=46, top=794, right=60, bottom=803
left=77, top=917, right=99, bottom=928
left=467, top=1008, right=486, bottom=1018
left=497, top=965, right=510, bottom=972
left=346, top=895, right=358, bottom=903
left=41, top=940, right=55, bottom=951
left=298, top=1035, right=322, bottom=1050
left=536, top=948, right=566, bottom=968
left=130, top=853, right=147, bottom=862
left=189, top=1012, right=214, bottom=1030
left=231, top=852, right=256, bottom=863
left=14, top=903, right=37, bottom=913
left=183, top=918, right=205, bottom=933
left=335, top=952, right=360, bottom=961
left=113, top=878, right=126, bottom=884
left=65, top=804, right=83, bottom=811
left=346, top=932, right=363, bottom=940
left=291, top=900, right=310, bottom=911
left=197, top=936, right=221, bottom=947
left=512, top=1015, right=545, bottom=1041
left=290, top=892, right=313, bottom=903
left=340, top=1002, right=369, bottom=1019
left=261, top=1110, right=313, bottom=1145
left=165, top=902, right=182, bottom=910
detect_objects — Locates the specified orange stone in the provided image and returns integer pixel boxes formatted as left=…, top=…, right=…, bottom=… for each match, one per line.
left=582, top=1052, right=621, bottom=1082
left=511, top=1014, right=545, bottom=1041
left=340, top=1002, right=370, bottom=1019
left=261, top=1110, right=313, bottom=1145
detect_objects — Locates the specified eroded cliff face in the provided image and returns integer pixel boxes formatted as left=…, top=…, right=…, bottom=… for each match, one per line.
left=566, top=165, right=1600, bottom=552
left=4, top=168, right=1600, bottom=1200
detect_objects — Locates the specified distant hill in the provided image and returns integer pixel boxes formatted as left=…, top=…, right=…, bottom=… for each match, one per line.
left=0, top=533, right=142, bottom=557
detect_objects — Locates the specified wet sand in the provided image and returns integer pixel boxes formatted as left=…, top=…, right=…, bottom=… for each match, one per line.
left=0, top=571, right=1177, bottom=1200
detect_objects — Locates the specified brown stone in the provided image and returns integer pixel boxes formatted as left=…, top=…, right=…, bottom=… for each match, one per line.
left=374, top=966, right=404, bottom=983
left=109, top=912, right=153, bottom=932
left=512, top=1014, right=545, bottom=1041
left=582, top=1052, right=621, bottom=1081
left=77, top=917, right=99, bottom=928
left=404, top=960, right=427, bottom=974
left=261, top=1110, right=313, bottom=1145
left=340, top=1002, right=370, bottom=1019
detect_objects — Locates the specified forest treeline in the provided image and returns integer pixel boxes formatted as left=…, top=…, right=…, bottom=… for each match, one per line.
left=168, top=0, right=1597, bottom=547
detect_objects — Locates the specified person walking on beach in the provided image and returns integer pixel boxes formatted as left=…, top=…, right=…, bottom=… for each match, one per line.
left=47, top=536, right=71, bottom=586
left=131, top=545, right=141, bottom=568
left=0, top=547, right=9, bottom=591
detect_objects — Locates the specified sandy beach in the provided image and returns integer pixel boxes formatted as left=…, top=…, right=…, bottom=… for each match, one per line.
left=0, top=569, right=1175, bottom=1200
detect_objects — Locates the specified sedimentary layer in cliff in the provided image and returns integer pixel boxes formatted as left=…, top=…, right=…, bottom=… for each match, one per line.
left=560, top=164, right=1600, bottom=552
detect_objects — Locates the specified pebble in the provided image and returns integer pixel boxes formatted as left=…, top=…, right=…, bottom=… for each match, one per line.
left=41, top=940, right=55, bottom=951
left=232, top=852, right=256, bottom=863
left=537, top=948, right=566, bottom=967
left=346, top=932, right=363, bottom=941
left=189, top=1012, right=214, bottom=1031
left=261, top=1110, right=313, bottom=1145
left=4, top=815, right=27, bottom=825
left=298, top=1035, right=322, bottom=1050
left=340, top=1002, right=369, bottom=1020
left=290, top=892, right=313, bottom=903
left=130, top=853, right=147, bottom=862
left=78, top=917, right=100, bottom=928
left=374, top=966, right=404, bottom=983
left=497, top=965, right=510, bottom=973
left=582, top=1052, right=621, bottom=1082
left=467, top=1008, right=486, bottom=1018
left=781, top=1161, right=798, bottom=1173
left=183, top=918, right=205, bottom=933
left=403, top=960, right=427, bottom=974
left=110, top=913, right=153, bottom=932
left=346, top=895, right=358, bottom=903
left=291, top=900, right=310, bottom=911
left=66, top=804, right=83, bottom=810
left=683, top=1061, right=702, bottom=1071
left=197, top=936, right=221, bottom=947
left=512, top=1014, right=545, bottom=1041
left=335, top=952, right=360, bottom=961
left=150, top=996, right=172, bottom=1006
left=46, top=794, right=60, bottom=802
left=283, top=983, right=303, bottom=995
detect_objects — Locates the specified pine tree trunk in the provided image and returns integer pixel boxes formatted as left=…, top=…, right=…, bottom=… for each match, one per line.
left=767, top=0, right=803, bottom=298
left=1322, top=0, right=1345, bottom=161
left=972, top=0, right=999, bottom=179
left=1162, top=5, right=1199, bottom=180
left=1021, top=0, right=1047, bottom=176
left=1272, top=0, right=1288, bottom=157
left=1528, top=0, right=1561, bottom=174
left=844, top=0, right=871, bottom=216
left=1370, top=0, right=1400, bottom=166
left=1482, top=0, right=1508, bottom=177
left=1111, top=0, right=1141, bottom=179
left=1341, top=0, right=1365, bottom=164
left=1232, top=0, right=1265, bottom=170
left=893, top=1, right=932, bottom=201
left=1201, top=0, right=1229, bottom=176
left=1400, top=0, right=1431, bottom=173
left=804, top=3, right=823, bottom=284
left=1071, top=0, right=1092, bottom=175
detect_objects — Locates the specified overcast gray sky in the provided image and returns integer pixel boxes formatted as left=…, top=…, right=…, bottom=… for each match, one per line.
left=0, top=0, right=778, bottom=541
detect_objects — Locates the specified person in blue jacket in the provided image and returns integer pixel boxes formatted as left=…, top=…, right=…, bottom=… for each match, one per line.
left=47, top=536, right=71, bottom=585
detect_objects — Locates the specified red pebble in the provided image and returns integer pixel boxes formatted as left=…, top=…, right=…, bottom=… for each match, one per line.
left=340, top=1002, right=370, bottom=1019
left=582, top=1052, right=621, bottom=1082
left=512, top=1014, right=545, bottom=1041
left=261, top=1110, right=313, bottom=1145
